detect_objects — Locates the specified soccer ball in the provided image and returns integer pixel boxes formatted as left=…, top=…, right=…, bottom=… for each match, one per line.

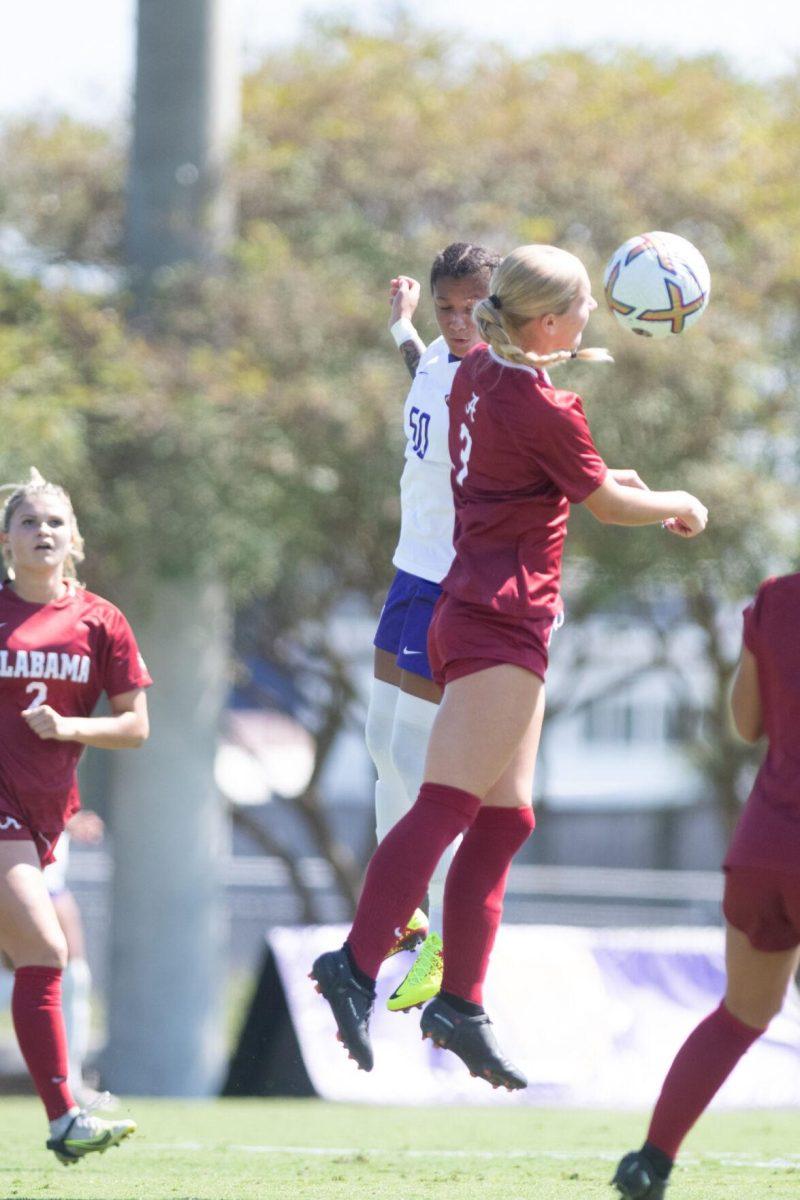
left=603, top=231, right=710, bottom=338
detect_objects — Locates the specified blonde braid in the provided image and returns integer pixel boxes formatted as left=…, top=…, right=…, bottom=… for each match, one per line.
left=475, top=246, right=613, bottom=371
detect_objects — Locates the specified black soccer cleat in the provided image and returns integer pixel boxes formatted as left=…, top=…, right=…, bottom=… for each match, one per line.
left=420, top=995, right=527, bottom=1090
left=309, top=948, right=375, bottom=1072
left=612, top=1150, right=668, bottom=1199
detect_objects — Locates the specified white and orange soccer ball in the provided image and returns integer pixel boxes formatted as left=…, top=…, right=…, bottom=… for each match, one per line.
left=603, top=231, right=710, bottom=338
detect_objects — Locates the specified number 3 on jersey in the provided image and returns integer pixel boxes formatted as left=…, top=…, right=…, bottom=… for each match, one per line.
left=456, top=422, right=473, bottom=485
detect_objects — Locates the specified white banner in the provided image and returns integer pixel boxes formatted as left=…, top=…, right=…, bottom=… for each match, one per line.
left=270, top=924, right=800, bottom=1108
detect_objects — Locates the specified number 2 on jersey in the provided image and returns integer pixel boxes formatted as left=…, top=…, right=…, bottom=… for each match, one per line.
left=25, top=681, right=48, bottom=710
left=456, top=422, right=473, bottom=485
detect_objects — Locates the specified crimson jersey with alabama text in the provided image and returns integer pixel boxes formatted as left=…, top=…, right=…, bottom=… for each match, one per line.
left=442, top=345, right=608, bottom=616
left=725, top=574, right=800, bottom=873
left=0, top=580, right=152, bottom=834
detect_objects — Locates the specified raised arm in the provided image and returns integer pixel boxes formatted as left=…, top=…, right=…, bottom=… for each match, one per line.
left=389, top=275, right=425, bottom=380
left=730, top=645, right=763, bottom=743
left=583, top=472, right=708, bottom=538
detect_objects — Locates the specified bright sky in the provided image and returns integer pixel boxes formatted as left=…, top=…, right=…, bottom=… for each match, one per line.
left=1, top=0, right=799, bottom=120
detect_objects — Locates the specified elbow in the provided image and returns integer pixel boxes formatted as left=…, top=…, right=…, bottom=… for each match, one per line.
left=585, top=501, right=614, bottom=525
left=130, top=720, right=150, bottom=748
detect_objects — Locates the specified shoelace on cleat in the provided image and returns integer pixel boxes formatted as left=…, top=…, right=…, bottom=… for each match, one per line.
left=403, top=940, right=443, bottom=986
left=65, top=1093, right=118, bottom=1142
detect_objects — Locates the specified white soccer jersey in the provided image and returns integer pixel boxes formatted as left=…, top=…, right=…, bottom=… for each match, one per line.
left=392, top=336, right=460, bottom=584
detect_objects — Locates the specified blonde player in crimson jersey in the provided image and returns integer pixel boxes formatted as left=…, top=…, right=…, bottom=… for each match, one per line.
left=0, top=469, right=151, bottom=1165
left=614, top=573, right=800, bottom=1199
left=312, top=244, right=707, bottom=1087
left=369, top=243, right=501, bottom=1002
left=365, top=243, right=501, bottom=1014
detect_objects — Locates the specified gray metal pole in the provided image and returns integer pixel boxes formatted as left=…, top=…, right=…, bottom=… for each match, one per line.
left=126, top=0, right=239, bottom=275
left=107, top=0, right=240, bottom=1095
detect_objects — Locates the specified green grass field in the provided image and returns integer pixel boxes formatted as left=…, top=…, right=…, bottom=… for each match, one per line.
left=0, top=1098, right=798, bottom=1199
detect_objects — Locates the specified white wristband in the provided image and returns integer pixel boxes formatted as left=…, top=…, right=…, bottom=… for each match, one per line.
left=390, top=317, right=418, bottom=348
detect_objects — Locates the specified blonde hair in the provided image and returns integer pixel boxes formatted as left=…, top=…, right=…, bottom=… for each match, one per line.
left=474, top=244, right=612, bottom=371
left=1, top=468, right=85, bottom=580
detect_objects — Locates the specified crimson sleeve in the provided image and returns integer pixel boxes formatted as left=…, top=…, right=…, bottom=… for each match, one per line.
left=742, top=600, right=757, bottom=653
left=529, top=391, right=608, bottom=503
left=743, top=578, right=776, bottom=656
left=100, top=607, right=153, bottom=698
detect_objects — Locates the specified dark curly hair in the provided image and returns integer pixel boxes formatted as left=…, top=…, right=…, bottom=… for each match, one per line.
left=430, top=242, right=502, bottom=290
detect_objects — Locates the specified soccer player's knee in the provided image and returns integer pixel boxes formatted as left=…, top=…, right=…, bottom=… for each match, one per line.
left=37, top=926, right=69, bottom=974
left=389, top=731, right=414, bottom=796
left=389, top=721, right=431, bottom=803
left=44, top=933, right=69, bottom=971
left=15, top=932, right=68, bottom=970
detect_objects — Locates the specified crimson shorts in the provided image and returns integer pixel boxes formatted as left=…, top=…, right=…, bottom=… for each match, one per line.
left=427, top=592, right=558, bottom=689
left=723, top=865, right=800, bottom=952
left=0, top=812, right=60, bottom=868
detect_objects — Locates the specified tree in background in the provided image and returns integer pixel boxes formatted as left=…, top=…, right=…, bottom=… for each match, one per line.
left=1, top=21, right=799, bottom=917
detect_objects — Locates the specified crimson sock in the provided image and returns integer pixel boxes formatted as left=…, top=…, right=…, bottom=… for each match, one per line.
left=441, top=805, right=535, bottom=1005
left=647, top=1001, right=763, bottom=1160
left=346, top=783, right=481, bottom=980
left=12, top=966, right=75, bottom=1121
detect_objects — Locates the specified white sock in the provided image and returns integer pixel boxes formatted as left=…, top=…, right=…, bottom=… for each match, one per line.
left=391, top=691, right=458, bottom=937
left=62, top=958, right=92, bottom=1093
left=365, top=677, right=410, bottom=842
left=375, top=779, right=413, bottom=844
left=390, top=690, right=438, bottom=803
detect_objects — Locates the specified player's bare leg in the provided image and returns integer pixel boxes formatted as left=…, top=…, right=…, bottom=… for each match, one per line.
left=314, top=665, right=542, bottom=1071
left=0, top=840, right=135, bottom=1163
left=613, top=927, right=800, bottom=1197
left=424, top=664, right=543, bottom=798
left=724, top=925, right=800, bottom=1029
left=421, top=692, right=542, bottom=1088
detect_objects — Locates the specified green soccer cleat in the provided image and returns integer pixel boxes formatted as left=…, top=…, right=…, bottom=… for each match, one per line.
left=384, top=908, right=429, bottom=959
left=46, top=1099, right=137, bottom=1166
left=387, top=931, right=443, bottom=1011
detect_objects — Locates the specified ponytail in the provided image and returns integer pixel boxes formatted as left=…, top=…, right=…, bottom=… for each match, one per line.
left=475, top=247, right=613, bottom=371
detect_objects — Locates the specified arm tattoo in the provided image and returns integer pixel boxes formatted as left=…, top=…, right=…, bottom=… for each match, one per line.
left=399, top=337, right=425, bottom=380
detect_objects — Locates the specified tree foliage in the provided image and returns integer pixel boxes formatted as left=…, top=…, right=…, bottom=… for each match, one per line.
left=1, top=24, right=799, bottom=886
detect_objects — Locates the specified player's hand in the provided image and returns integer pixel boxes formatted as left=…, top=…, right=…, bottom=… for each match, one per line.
left=664, top=494, right=708, bottom=538
left=609, top=468, right=649, bottom=491
left=21, top=704, right=78, bottom=742
left=389, top=275, right=421, bottom=325
left=66, top=809, right=105, bottom=843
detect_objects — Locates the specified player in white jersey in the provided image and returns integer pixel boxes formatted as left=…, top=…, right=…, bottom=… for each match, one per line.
left=366, top=243, right=501, bottom=1012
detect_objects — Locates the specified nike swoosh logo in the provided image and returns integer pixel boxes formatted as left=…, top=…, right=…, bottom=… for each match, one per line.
left=402, top=647, right=422, bottom=656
